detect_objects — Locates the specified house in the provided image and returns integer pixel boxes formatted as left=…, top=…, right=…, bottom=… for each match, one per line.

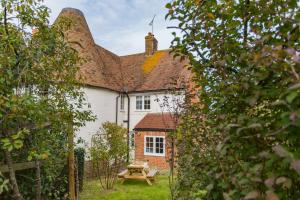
left=57, top=8, right=191, bottom=169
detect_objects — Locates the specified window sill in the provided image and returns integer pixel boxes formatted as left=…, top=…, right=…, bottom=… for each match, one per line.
left=144, top=152, right=165, bottom=157
left=135, top=109, right=152, bottom=112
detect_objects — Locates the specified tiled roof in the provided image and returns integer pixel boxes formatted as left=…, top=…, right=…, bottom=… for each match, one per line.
left=134, top=113, right=177, bottom=131
left=58, top=8, right=191, bottom=92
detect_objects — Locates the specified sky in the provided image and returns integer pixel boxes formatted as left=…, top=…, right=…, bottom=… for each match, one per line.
left=44, top=0, right=177, bottom=56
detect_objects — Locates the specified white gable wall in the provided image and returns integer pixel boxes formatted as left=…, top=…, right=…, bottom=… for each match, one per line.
left=77, top=87, right=119, bottom=147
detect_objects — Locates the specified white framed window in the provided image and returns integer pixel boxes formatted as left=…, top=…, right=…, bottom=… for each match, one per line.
left=144, top=136, right=165, bottom=156
left=136, top=96, right=143, bottom=110
left=144, top=96, right=151, bottom=110
left=120, top=95, right=125, bottom=111
left=136, top=95, right=151, bottom=110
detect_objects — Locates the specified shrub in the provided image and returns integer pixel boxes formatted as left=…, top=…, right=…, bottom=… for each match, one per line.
left=90, top=122, right=128, bottom=190
left=166, top=0, right=300, bottom=199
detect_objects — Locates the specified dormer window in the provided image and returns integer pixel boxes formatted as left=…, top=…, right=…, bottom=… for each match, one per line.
left=136, top=95, right=151, bottom=110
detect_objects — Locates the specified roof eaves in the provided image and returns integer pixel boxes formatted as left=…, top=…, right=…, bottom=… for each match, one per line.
left=128, top=87, right=184, bottom=94
left=133, top=128, right=174, bottom=132
left=83, top=83, right=120, bottom=92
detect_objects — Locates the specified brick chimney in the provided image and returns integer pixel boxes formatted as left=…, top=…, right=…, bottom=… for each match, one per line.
left=145, top=32, right=158, bottom=56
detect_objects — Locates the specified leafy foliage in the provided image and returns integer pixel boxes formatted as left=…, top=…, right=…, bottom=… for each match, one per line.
left=90, top=122, right=128, bottom=190
left=166, top=0, right=300, bottom=199
left=0, top=172, right=9, bottom=194
left=0, top=0, right=94, bottom=199
left=75, top=147, right=85, bottom=192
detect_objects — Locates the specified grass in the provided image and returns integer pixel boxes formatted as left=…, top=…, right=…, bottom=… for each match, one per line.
left=79, top=174, right=170, bottom=200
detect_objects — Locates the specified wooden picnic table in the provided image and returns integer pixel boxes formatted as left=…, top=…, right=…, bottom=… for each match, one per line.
left=118, top=161, right=158, bottom=186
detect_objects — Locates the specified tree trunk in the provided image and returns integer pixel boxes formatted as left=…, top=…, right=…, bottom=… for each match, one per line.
left=4, top=150, right=24, bottom=200
left=75, top=157, right=79, bottom=200
left=35, top=159, right=42, bottom=200
left=68, top=125, right=76, bottom=200
left=169, top=137, right=175, bottom=200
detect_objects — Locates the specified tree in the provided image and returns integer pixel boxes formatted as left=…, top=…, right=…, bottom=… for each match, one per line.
left=0, top=0, right=93, bottom=199
left=90, top=122, right=128, bottom=190
left=166, top=0, right=300, bottom=199
left=155, top=87, right=186, bottom=200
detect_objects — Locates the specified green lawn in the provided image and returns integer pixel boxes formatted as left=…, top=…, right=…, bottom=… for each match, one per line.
left=79, top=174, right=170, bottom=200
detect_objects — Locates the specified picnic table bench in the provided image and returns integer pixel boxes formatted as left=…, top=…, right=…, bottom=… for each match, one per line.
left=117, top=169, right=128, bottom=178
left=146, top=169, right=159, bottom=181
left=117, top=162, right=158, bottom=185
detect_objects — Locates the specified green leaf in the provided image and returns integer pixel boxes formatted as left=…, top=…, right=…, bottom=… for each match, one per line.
left=11, top=134, right=19, bottom=140
left=166, top=3, right=172, bottom=9
left=13, top=140, right=23, bottom=149
left=286, top=92, right=298, bottom=103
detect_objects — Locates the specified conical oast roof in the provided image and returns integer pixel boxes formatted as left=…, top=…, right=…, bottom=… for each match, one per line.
left=57, top=8, right=123, bottom=90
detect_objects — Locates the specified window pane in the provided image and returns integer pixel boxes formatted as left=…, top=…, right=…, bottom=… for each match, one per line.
left=136, top=96, right=143, bottom=110
left=144, top=96, right=151, bottom=110
left=120, top=95, right=125, bottom=110
left=147, top=137, right=153, bottom=143
left=160, top=142, right=163, bottom=149
left=145, top=137, right=154, bottom=153
left=155, top=137, right=164, bottom=154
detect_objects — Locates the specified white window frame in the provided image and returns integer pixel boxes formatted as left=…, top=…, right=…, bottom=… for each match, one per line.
left=144, top=136, right=165, bottom=157
left=120, top=95, right=125, bottom=111
left=144, top=96, right=151, bottom=110
left=136, top=95, right=151, bottom=111
left=136, top=96, right=143, bottom=110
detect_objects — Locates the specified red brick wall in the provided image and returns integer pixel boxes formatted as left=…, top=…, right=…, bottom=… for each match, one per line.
left=134, top=131, right=170, bottom=170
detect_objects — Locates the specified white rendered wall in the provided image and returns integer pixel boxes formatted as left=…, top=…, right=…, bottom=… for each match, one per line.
left=118, top=91, right=184, bottom=131
left=77, top=87, right=118, bottom=147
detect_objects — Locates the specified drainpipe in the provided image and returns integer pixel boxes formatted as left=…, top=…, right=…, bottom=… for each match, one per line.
left=115, top=94, right=120, bottom=124
left=125, top=93, right=130, bottom=162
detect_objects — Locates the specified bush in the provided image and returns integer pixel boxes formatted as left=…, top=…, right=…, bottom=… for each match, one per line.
left=167, top=0, right=300, bottom=199
left=90, top=122, right=128, bottom=190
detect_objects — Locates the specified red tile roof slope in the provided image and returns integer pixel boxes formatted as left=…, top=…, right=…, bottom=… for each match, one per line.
left=134, top=113, right=177, bottom=131
left=58, top=8, right=191, bottom=92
